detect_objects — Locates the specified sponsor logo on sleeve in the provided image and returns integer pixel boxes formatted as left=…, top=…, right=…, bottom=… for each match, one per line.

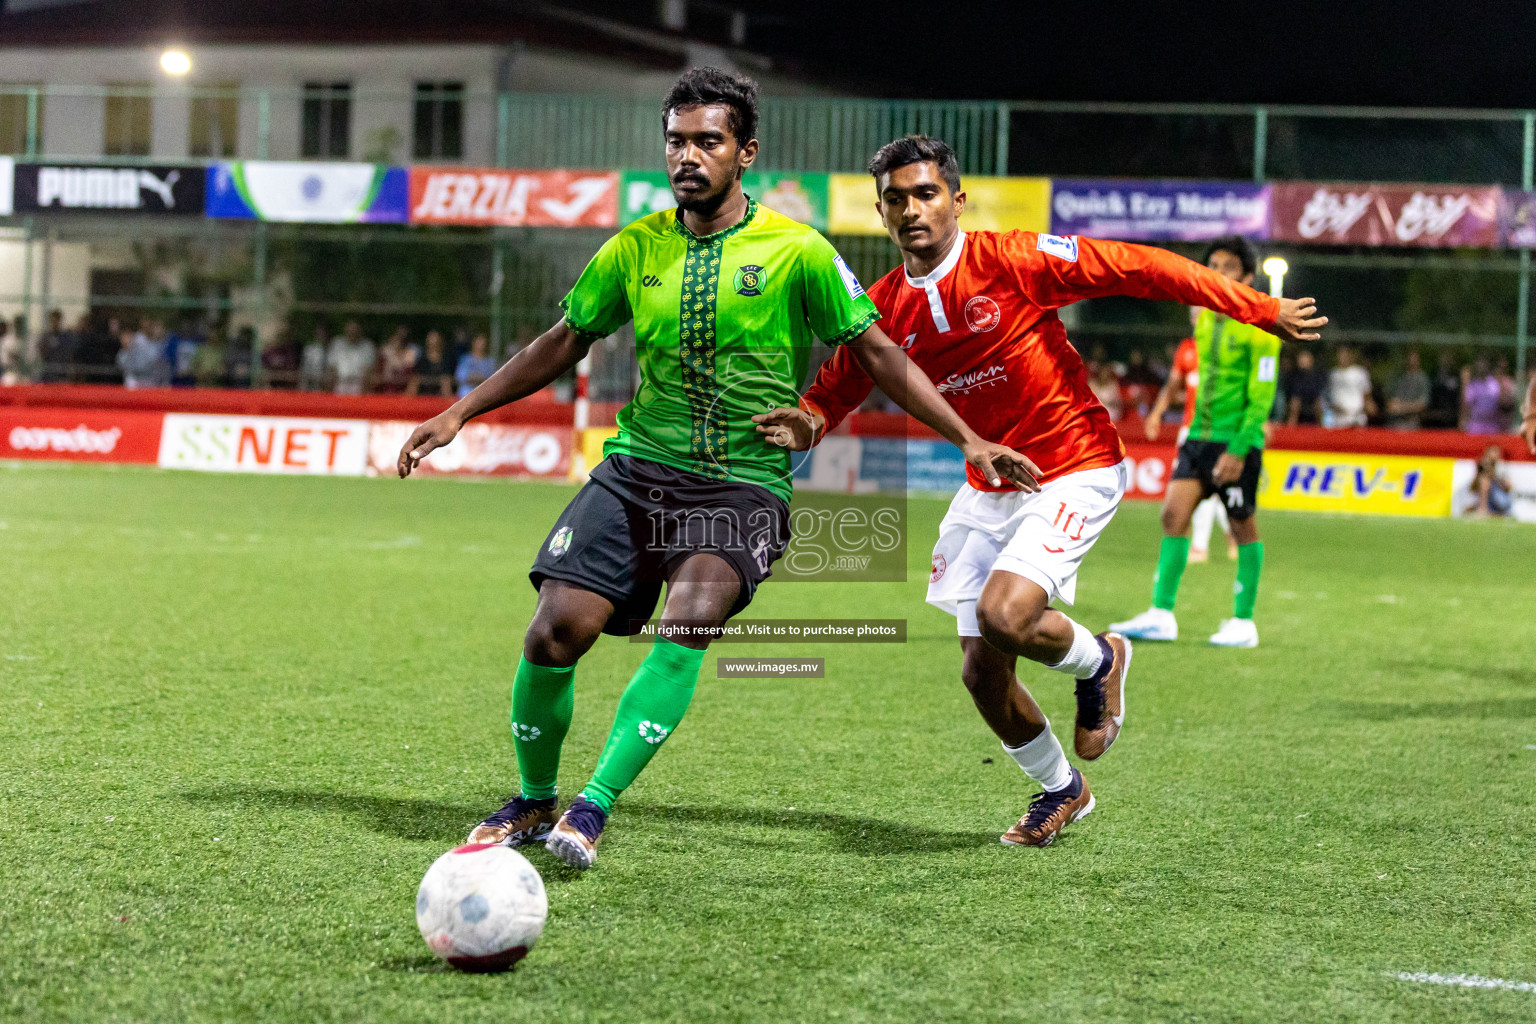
left=1257, top=355, right=1278, bottom=382
left=833, top=255, right=866, bottom=299
left=1036, top=233, right=1079, bottom=262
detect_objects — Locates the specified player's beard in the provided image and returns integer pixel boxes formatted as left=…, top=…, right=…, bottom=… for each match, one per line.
left=672, top=174, right=732, bottom=216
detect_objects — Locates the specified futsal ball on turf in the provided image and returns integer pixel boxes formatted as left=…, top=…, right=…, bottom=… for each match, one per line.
left=416, top=842, right=547, bottom=972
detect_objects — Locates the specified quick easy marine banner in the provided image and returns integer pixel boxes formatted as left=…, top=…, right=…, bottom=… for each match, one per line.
left=1049, top=180, right=1270, bottom=240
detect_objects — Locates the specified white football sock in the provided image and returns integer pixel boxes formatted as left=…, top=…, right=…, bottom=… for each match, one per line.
left=1003, top=724, right=1073, bottom=792
left=1048, top=619, right=1104, bottom=679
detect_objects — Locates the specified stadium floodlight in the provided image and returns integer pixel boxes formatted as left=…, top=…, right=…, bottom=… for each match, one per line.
left=1262, top=256, right=1288, bottom=298
left=160, top=49, right=192, bottom=76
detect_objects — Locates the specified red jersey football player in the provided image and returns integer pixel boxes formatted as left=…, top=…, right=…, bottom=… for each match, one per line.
left=1145, top=326, right=1236, bottom=563
left=754, top=136, right=1325, bottom=847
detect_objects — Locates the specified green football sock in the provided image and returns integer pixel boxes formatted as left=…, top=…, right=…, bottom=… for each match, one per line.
left=1234, top=541, right=1265, bottom=620
left=1152, top=535, right=1191, bottom=611
left=511, top=657, right=576, bottom=800
left=579, top=638, right=705, bottom=813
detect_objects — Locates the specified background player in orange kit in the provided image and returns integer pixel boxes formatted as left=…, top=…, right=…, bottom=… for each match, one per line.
left=756, top=135, right=1326, bottom=847
left=1145, top=322, right=1237, bottom=562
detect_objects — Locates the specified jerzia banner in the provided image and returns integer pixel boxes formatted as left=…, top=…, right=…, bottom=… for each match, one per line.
left=12, top=162, right=205, bottom=215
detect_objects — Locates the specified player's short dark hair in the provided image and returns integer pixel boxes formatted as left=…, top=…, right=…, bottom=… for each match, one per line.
left=867, top=135, right=962, bottom=195
left=1202, top=235, right=1257, bottom=277
left=662, top=66, right=759, bottom=143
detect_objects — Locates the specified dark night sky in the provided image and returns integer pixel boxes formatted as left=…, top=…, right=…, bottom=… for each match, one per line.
left=747, top=1, right=1536, bottom=108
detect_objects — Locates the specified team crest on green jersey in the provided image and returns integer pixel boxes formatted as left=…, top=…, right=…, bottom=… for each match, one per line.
left=733, top=264, right=765, bottom=296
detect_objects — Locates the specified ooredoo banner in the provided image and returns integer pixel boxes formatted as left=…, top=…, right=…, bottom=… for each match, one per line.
left=366, top=421, right=570, bottom=477
left=1269, top=183, right=1501, bottom=247
left=158, top=414, right=369, bottom=475
left=0, top=407, right=163, bottom=463
left=1050, top=180, right=1270, bottom=241
left=408, top=168, right=617, bottom=227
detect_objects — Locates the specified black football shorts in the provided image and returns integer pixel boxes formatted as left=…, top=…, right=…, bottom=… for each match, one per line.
left=1171, top=438, right=1263, bottom=520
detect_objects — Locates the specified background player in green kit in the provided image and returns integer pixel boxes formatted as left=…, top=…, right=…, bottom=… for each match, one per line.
left=396, top=68, right=1038, bottom=870
left=1112, top=236, right=1280, bottom=649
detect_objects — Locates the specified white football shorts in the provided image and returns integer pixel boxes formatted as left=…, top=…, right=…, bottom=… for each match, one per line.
left=926, top=460, right=1129, bottom=636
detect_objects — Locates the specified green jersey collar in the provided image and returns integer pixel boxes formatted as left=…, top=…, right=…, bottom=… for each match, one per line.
left=672, top=195, right=759, bottom=245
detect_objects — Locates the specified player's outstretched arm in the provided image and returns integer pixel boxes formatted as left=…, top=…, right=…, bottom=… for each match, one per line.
left=843, top=325, right=1043, bottom=491
left=397, top=320, right=592, bottom=478
left=1027, top=235, right=1328, bottom=343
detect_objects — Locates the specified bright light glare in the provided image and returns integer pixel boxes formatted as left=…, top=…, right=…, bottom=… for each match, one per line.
left=1262, top=256, right=1289, bottom=278
left=160, top=50, right=192, bottom=75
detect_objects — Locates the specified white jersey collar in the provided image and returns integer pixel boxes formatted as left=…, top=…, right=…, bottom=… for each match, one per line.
left=903, top=230, right=966, bottom=289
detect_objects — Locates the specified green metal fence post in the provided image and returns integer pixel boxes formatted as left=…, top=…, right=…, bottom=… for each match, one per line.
left=257, top=89, right=270, bottom=160
left=19, top=216, right=34, bottom=374
left=1252, top=106, right=1268, bottom=183
left=994, top=101, right=1010, bottom=177
left=1517, top=112, right=1534, bottom=398
left=497, top=92, right=511, bottom=168
left=490, top=234, right=505, bottom=358
left=25, top=87, right=39, bottom=157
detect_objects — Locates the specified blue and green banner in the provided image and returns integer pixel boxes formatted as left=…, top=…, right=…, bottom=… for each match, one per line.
left=206, top=161, right=409, bottom=223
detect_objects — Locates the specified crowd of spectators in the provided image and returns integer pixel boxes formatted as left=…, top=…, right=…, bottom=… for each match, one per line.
left=2, top=308, right=1532, bottom=435
left=1083, top=340, right=1531, bottom=435
left=0, top=311, right=503, bottom=399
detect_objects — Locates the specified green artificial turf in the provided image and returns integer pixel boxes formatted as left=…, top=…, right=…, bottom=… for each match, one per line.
left=1, top=461, right=1533, bottom=1023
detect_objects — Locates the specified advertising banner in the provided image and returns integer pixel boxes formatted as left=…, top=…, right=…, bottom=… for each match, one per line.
left=1270, top=183, right=1501, bottom=247
left=366, top=421, right=569, bottom=477
left=1258, top=449, right=1456, bottom=517
left=0, top=407, right=163, bottom=463
left=1050, top=180, right=1270, bottom=240
left=1451, top=458, right=1536, bottom=522
left=206, top=162, right=408, bottom=223
left=409, top=168, right=617, bottom=227
left=1500, top=189, right=1536, bottom=248
left=828, top=174, right=1050, bottom=236
left=0, top=157, right=12, bottom=216
left=1119, top=443, right=1176, bottom=500
left=12, top=162, right=204, bottom=215
left=158, top=414, right=369, bottom=475
left=618, top=170, right=828, bottom=229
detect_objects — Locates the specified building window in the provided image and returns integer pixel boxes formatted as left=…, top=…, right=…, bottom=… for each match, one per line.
left=0, top=87, right=44, bottom=154
left=104, top=83, right=152, bottom=157
left=190, top=83, right=240, bottom=158
left=301, top=81, right=351, bottom=159
left=413, top=81, right=464, bottom=160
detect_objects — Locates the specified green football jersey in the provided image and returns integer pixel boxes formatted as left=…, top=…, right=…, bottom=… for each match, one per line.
left=1187, top=308, right=1282, bottom=458
left=561, top=197, right=879, bottom=502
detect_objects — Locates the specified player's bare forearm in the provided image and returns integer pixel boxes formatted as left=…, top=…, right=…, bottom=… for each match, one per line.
left=397, top=320, right=591, bottom=478
left=844, top=326, right=1041, bottom=491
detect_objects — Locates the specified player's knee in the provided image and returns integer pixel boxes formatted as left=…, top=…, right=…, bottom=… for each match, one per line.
left=974, top=593, right=1046, bottom=653
left=522, top=616, right=593, bottom=667
left=1160, top=503, right=1190, bottom=535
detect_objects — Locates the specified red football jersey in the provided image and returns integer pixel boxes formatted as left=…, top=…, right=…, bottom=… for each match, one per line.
left=801, top=230, right=1281, bottom=490
left=1174, top=336, right=1199, bottom=427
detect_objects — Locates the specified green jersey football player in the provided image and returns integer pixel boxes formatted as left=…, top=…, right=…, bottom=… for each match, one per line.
left=396, top=67, right=1039, bottom=869
left=1112, top=236, right=1281, bottom=649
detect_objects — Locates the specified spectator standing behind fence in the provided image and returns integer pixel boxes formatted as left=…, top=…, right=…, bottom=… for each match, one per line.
left=193, top=328, right=226, bottom=387
left=1325, top=346, right=1375, bottom=427
left=164, top=320, right=201, bottom=388
left=1385, top=349, right=1430, bottom=430
left=261, top=325, right=300, bottom=389
left=327, top=320, right=375, bottom=395
left=117, top=323, right=168, bottom=389
left=299, top=325, right=327, bottom=391
left=0, top=319, right=21, bottom=385
left=1283, top=348, right=1327, bottom=425
left=37, top=310, right=75, bottom=383
left=1461, top=357, right=1505, bottom=434
left=1088, top=359, right=1123, bottom=421
left=409, top=329, right=453, bottom=397
left=455, top=333, right=497, bottom=398
left=1424, top=350, right=1462, bottom=429
left=376, top=325, right=419, bottom=394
